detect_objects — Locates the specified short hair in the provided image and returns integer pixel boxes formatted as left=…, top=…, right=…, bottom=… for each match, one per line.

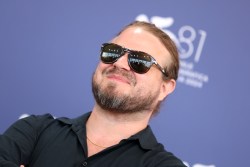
left=117, top=21, right=179, bottom=81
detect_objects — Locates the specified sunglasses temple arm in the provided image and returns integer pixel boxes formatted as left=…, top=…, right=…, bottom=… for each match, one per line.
left=154, top=61, right=168, bottom=78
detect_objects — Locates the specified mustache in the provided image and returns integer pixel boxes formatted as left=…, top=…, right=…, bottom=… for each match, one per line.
left=103, top=67, right=137, bottom=86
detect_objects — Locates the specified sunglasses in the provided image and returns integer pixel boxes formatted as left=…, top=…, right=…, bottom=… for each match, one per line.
left=100, top=43, right=168, bottom=77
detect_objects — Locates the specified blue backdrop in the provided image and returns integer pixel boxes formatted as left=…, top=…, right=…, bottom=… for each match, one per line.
left=1, top=1, right=250, bottom=167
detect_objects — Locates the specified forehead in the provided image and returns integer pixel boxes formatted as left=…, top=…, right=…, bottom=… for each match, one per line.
left=111, top=27, right=171, bottom=65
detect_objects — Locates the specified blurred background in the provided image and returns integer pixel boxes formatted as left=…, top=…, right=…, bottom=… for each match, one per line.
left=1, top=1, right=250, bottom=166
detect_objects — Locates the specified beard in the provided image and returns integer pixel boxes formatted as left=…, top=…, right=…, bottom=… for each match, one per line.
left=92, top=67, right=162, bottom=114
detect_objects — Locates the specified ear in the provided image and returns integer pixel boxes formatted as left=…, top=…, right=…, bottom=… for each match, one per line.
left=158, top=79, right=176, bottom=101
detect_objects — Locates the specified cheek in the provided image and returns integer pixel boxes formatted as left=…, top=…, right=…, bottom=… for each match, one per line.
left=136, top=73, right=162, bottom=92
left=95, top=62, right=111, bottom=75
left=94, top=62, right=114, bottom=82
left=97, top=62, right=107, bottom=70
left=93, top=63, right=104, bottom=81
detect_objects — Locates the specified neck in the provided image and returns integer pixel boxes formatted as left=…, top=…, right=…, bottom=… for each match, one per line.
left=86, top=104, right=152, bottom=146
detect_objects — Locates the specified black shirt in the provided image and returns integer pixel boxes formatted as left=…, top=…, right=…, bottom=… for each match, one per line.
left=0, top=112, right=186, bottom=167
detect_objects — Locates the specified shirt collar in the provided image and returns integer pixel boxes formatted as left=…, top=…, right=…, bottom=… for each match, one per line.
left=129, top=126, right=159, bottom=150
left=57, top=112, right=158, bottom=150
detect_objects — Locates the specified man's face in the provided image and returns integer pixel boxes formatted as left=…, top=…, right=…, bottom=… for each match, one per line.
left=92, top=27, right=174, bottom=114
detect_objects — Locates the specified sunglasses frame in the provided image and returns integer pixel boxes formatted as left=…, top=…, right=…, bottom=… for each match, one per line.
left=100, top=43, right=168, bottom=78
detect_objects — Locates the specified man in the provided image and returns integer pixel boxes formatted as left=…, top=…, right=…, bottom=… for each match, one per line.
left=0, top=21, right=186, bottom=167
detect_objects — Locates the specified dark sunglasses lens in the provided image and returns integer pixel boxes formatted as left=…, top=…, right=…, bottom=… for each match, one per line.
left=128, top=52, right=152, bottom=74
left=101, top=44, right=122, bottom=63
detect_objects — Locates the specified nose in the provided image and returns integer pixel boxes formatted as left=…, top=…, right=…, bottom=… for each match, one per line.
left=113, top=53, right=131, bottom=71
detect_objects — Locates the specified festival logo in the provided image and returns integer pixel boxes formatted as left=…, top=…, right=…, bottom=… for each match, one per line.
left=135, top=14, right=209, bottom=89
left=183, top=162, right=216, bottom=167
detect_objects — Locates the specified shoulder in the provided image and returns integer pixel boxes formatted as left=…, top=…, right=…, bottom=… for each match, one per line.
left=15, top=112, right=90, bottom=130
left=4, top=113, right=56, bottom=134
left=143, top=144, right=186, bottom=167
left=20, top=113, right=56, bottom=126
left=134, top=126, right=186, bottom=166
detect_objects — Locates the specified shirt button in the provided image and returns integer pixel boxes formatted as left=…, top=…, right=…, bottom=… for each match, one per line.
left=82, top=161, right=87, bottom=166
